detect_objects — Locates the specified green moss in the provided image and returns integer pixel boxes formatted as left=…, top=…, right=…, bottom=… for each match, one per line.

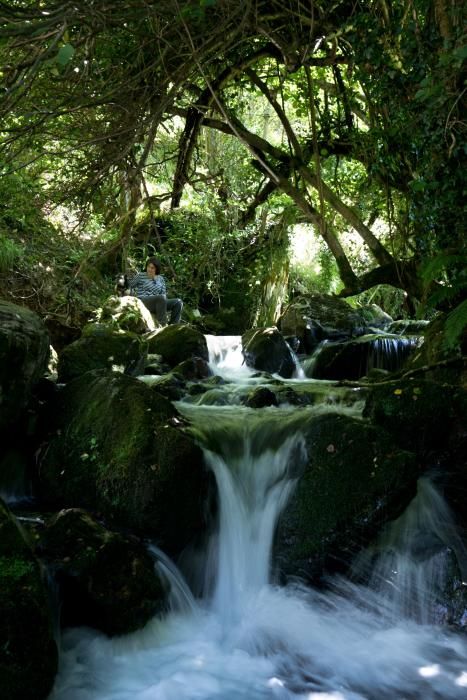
left=277, top=413, right=417, bottom=567
left=39, top=370, right=206, bottom=551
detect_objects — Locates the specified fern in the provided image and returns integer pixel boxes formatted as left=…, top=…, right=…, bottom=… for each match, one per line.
left=420, top=254, right=467, bottom=283
left=0, top=234, right=24, bottom=272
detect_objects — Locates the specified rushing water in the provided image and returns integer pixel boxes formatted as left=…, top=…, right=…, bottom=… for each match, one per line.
left=48, top=336, right=467, bottom=700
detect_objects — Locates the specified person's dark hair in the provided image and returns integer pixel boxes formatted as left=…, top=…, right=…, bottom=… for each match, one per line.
left=145, top=257, right=161, bottom=274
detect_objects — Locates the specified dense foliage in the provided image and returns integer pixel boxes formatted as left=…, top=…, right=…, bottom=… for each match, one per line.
left=0, top=0, right=465, bottom=328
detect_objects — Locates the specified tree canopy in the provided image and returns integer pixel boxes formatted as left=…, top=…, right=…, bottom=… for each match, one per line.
left=0, top=0, right=465, bottom=325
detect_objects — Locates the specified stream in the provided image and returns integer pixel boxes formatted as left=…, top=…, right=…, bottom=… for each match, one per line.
left=48, top=335, right=467, bottom=700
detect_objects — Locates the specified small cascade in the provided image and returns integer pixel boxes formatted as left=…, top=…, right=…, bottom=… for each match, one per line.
left=205, top=334, right=253, bottom=379
left=309, top=333, right=422, bottom=380
left=149, top=544, right=199, bottom=615
left=367, top=334, right=422, bottom=373
left=0, top=456, right=33, bottom=505
left=353, top=478, right=467, bottom=624
left=206, top=334, right=305, bottom=381
left=202, top=433, right=307, bottom=624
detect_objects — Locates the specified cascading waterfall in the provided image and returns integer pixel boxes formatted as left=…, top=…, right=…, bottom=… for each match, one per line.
left=48, top=336, right=467, bottom=700
left=353, top=477, right=467, bottom=625
left=366, top=335, right=422, bottom=373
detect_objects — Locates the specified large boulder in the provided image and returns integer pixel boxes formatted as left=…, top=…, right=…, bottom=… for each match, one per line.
left=0, top=300, right=50, bottom=432
left=146, top=324, right=209, bottom=367
left=38, top=370, right=207, bottom=553
left=242, top=327, right=296, bottom=378
left=95, top=295, right=157, bottom=334
left=57, top=323, right=148, bottom=383
left=0, top=498, right=58, bottom=700
left=275, top=413, right=418, bottom=581
left=363, top=378, right=467, bottom=454
left=279, top=294, right=392, bottom=353
left=36, top=509, right=165, bottom=636
left=309, top=334, right=421, bottom=380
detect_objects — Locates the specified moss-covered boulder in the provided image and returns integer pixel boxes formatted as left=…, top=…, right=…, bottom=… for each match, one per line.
left=0, top=300, right=50, bottom=432
left=279, top=295, right=391, bottom=352
left=95, top=295, right=157, bottom=334
left=242, top=327, right=296, bottom=378
left=36, top=509, right=165, bottom=636
left=310, top=334, right=420, bottom=380
left=38, top=370, right=207, bottom=553
left=363, top=378, right=467, bottom=453
left=57, top=323, right=148, bottom=383
left=173, top=357, right=213, bottom=381
left=275, top=413, right=418, bottom=581
left=0, top=498, right=58, bottom=700
left=244, top=386, right=278, bottom=408
left=146, top=324, right=209, bottom=367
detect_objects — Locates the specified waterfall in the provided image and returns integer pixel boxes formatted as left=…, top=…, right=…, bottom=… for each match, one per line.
left=48, top=336, right=467, bottom=700
left=206, top=334, right=305, bottom=380
left=353, top=478, right=467, bottom=625
left=367, top=335, right=422, bottom=373
left=205, top=334, right=253, bottom=379
left=201, top=432, right=307, bottom=623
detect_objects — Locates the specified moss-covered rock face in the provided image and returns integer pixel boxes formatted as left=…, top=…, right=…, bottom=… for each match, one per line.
left=38, top=370, right=207, bottom=553
left=275, top=414, right=417, bottom=580
left=57, top=323, right=148, bottom=383
left=363, top=378, right=467, bottom=453
left=0, top=300, right=50, bottom=432
left=95, top=295, right=157, bottom=334
left=146, top=324, right=209, bottom=367
left=242, top=327, right=296, bottom=378
left=0, top=498, right=58, bottom=700
left=37, top=508, right=166, bottom=636
left=279, top=295, right=391, bottom=353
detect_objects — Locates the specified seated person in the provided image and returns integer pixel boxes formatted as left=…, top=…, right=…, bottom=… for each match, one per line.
left=127, top=257, right=183, bottom=325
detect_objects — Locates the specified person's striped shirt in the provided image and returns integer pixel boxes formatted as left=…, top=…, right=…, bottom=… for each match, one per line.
left=128, top=272, right=167, bottom=298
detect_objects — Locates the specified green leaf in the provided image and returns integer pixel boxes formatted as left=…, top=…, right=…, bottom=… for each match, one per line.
left=56, top=43, right=75, bottom=66
left=443, top=299, right=467, bottom=350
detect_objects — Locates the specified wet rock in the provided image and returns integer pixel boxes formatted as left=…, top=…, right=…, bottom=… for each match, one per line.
left=274, top=387, right=312, bottom=406
left=242, top=327, right=296, bottom=378
left=144, top=353, right=170, bottom=375
left=146, top=324, right=209, bottom=367
left=0, top=300, right=50, bottom=433
left=279, top=295, right=390, bottom=352
left=57, top=323, right=148, bottom=382
left=95, top=295, right=157, bottom=334
left=0, top=498, right=58, bottom=700
left=147, top=372, right=187, bottom=401
left=387, top=319, right=429, bottom=335
left=36, top=509, right=165, bottom=636
left=244, top=387, right=278, bottom=408
left=275, top=413, right=418, bottom=581
left=173, top=357, right=213, bottom=381
left=38, top=370, right=207, bottom=554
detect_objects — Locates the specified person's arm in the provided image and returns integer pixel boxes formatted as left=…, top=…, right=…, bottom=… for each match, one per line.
left=157, top=275, right=167, bottom=296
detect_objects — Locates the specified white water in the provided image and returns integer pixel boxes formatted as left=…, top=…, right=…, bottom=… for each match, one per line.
left=205, top=334, right=305, bottom=381
left=48, top=337, right=467, bottom=700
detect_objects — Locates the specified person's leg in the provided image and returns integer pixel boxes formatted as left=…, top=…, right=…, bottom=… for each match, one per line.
left=166, top=298, right=183, bottom=324
left=141, top=295, right=167, bottom=324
